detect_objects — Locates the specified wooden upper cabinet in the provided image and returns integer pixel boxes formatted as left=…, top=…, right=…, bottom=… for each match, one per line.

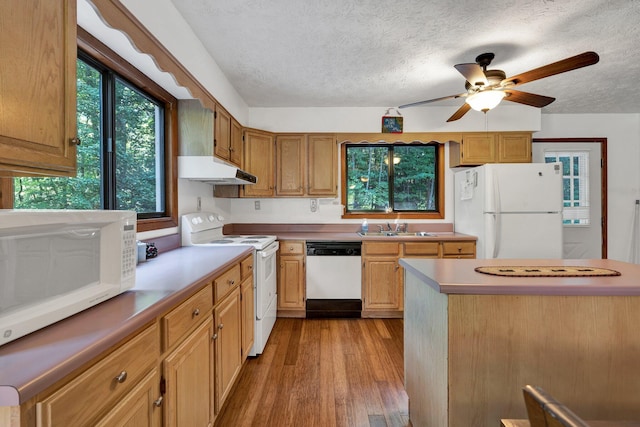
left=229, top=118, right=243, bottom=166
left=0, top=0, right=78, bottom=176
left=274, top=133, right=337, bottom=198
left=449, top=132, right=532, bottom=167
left=243, top=130, right=274, bottom=197
left=275, top=135, right=305, bottom=196
left=307, top=134, right=337, bottom=196
left=214, top=106, right=232, bottom=162
left=497, top=132, right=532, bottom=163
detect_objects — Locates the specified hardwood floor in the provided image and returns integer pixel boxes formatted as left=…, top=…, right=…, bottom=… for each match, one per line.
left=215, top=318, right=410, bottom=427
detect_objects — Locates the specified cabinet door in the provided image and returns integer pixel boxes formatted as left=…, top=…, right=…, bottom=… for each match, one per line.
left=164, top=317, right=215, bottom=427
left=229, top=118, right=243, bottom=166
left=37, top=325, right=158, bottom=427
left=362, top=257, right=403, bottom=311
left=214, top=106, right=231, bottom=161
left=94, top=369, right=162, bottom=427
left=214, top=286, right=242, bottom=413
left=497, top=132, right=532, bottom=163
left=275, top=135, right=305, bottom=196
left=278, top=255, right=305, bottom=309
left=240, top=276, right=255, bottom=362
left=243, top=130, right=274, bottom=197
left=0, top=0, right=78, bottom=176
left=461, top=133, right=497, bottom=164
left=307, top=134, right=337, bottom=196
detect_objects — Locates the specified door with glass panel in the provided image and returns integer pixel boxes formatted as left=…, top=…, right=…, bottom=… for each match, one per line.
left=533, top=141, right=604, bottom=259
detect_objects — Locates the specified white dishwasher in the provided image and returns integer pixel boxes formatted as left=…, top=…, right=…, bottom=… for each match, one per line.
left=305, top=241, right=362, bottom=318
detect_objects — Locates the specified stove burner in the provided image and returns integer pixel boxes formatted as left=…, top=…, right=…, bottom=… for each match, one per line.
left=213, top=239, right=235, bottom=244
left=241, top=240, right=259, bottom=244
left=246, top=235, right=269, bottom=239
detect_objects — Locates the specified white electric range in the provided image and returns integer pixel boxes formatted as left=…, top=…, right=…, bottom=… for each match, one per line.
left=181, top=212, right=279, bottom=356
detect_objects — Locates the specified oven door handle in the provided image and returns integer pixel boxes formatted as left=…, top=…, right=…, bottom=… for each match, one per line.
left=260, top=243, right=279, bottom=258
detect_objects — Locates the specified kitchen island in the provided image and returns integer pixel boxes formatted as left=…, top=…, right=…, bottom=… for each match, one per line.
left=399, top=258, right=640, bottom=427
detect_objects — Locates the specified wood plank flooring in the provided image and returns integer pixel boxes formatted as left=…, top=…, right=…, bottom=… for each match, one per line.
left=215, top=318, right=410, bottom=427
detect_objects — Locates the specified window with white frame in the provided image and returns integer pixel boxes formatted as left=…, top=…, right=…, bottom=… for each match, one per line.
left=544, top=151, right=590, bottom=225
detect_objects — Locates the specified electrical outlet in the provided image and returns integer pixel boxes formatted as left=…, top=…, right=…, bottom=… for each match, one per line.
left=254, top=200, right=261, bottom=210
left=310, top=199, right=318, bottom=212
left=196, top=197, right=201, bottom=211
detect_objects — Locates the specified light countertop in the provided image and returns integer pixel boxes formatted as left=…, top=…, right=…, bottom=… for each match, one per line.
left=400, top=258, right=640, bottom=296
left=0, top=245, right=252, bottom=406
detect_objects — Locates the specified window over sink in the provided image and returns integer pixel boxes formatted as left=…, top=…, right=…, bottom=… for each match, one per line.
left=341, top=142, right=444, bottom=219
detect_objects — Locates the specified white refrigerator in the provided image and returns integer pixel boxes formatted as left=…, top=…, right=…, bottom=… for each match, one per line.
left=454, top=163, right=563, bottom=259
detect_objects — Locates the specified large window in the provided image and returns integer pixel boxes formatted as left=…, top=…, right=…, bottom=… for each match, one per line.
left=342, top=142, right=444, bottom=219
left=10, top=29, right=178, bottom=231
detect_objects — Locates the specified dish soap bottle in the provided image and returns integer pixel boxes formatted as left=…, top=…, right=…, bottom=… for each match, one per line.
left=361, top=218, right=369, bottom=233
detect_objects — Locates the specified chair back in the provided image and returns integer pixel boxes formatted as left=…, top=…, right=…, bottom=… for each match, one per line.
left=522, top=385, right=558, bottom=427
left=544, top=403, right=590, bottom=427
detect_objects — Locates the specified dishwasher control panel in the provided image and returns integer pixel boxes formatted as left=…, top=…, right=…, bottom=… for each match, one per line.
left=306, top=241, right=362, bottom=256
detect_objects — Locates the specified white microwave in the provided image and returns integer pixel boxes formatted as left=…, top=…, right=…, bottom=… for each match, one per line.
left=0, top=209, right=137, bottom=346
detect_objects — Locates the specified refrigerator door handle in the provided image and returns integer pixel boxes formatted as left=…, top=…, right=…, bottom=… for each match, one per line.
left=492, top=213, right=500, bottom=258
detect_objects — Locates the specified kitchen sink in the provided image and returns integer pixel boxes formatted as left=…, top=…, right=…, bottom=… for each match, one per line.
left=357, top=231, right=435, bottom=237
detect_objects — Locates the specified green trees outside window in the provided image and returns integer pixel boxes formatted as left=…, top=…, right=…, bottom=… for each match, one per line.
left=345, top=144, right=438, bottom=213
left=13, top=54, right=165, bottom=217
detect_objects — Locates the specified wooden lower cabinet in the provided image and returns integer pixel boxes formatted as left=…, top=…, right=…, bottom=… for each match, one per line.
left=214, top=286, right=242, bottom=413
left=442, top=241, right=476, bottom=258
left=163, top=317, right=215, bottom=427
left=240, top=275, right=255, bottom=363
left=36, top=324, right=159, bottom=427
left=362, top=240, right=476, bottom=317
left=16, top=256, right=256, bottom=427
left=94, top=369, right=162, bottom=427
left=277, top=240, right=306, bottom=317
left=362, top=242, right=403, bottom=317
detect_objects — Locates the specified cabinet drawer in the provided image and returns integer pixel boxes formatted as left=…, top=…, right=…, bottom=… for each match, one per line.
left=363, top=241, right=401, bottom=256
left=241, top=254, right=254, bottom=280
left=215, top=264, right=241, bottom=301
left=404, top=242, right=440, bottom=256
left=281, top=241, right=305, bottom=255
left=37, top=324, right=158, bottom=427
left=163, top=285, right=213, bottom=350
left=442, top=241, right=476, bottom=256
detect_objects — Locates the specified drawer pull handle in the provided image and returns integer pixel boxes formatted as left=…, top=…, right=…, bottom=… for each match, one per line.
left=228, top=279, right=235, bottom=285
left=248, top=265, right=253, bottom=270
left=115, top=371, right=128, bottom=383
left=218, top=323, right=224, bottom=330
left=192, top=308, right=200, bottom=317
left=154, top=396, right=163, bottom=407
left=212, top=333, right=218, bottom=340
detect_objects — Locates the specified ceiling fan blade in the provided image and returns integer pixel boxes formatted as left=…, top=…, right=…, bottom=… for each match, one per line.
left=398, top=93, right=467, bottom=109
left=454, top=63, right=488, bottom=87
left=503, top=90, right=556, bottom=107
left=454, top=63, right=489, bottom=86
left=503, top=51, right=599, bottom=86
left=446, top=103, right=471, bottom=122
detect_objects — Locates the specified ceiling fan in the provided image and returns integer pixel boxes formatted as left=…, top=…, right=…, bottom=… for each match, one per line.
left=398, top=51, right=599, bottom=122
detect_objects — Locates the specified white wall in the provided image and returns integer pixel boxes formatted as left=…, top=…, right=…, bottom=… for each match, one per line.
left=535, top=114, right=640, bottom=262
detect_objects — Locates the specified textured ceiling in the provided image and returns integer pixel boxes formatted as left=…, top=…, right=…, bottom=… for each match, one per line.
left=170, top=0, right=640, bottom=114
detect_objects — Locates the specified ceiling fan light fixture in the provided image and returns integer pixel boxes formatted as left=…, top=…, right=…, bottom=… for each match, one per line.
left=465, top=90, right=506, bottom=112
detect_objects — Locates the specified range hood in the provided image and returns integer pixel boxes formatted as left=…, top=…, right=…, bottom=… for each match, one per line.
left=178, top=156, right=257, bottom=185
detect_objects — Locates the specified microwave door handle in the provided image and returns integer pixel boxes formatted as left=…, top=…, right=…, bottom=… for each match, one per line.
left=65, top=229, right=100, bottom=239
